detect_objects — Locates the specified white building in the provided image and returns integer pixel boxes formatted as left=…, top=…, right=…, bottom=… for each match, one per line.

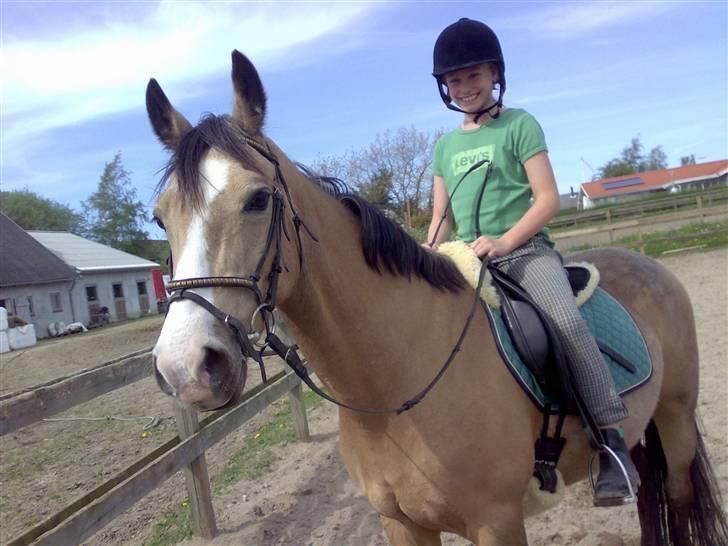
left=0, top=213, right=161, bottom=338
left=1, top=214, right=79, bottom=338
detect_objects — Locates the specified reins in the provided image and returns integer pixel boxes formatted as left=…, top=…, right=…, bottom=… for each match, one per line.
left=269, top=260, right=490, bottom=415
left=429, top=159, right=492, bottom=246
left=164, top=128, right=493, bottom=415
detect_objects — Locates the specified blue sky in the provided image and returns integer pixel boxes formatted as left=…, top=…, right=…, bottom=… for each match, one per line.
left=2, top=1, right=726, bottom=238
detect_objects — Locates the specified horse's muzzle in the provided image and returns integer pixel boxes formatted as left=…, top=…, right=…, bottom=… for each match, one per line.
left=152, top=346, right=245, bottom=411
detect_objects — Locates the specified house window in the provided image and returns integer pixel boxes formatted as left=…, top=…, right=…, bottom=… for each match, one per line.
left=50, top=292, right=63, bottom=312
left=0, top=298, right=15, bottom=314
left=113, top=283, right=124, bottom=299
left=136, top=281, right=148, bottom=296
left=86, top=286, right=98, bottom=302
left=27, top=296, right=35, bottom=317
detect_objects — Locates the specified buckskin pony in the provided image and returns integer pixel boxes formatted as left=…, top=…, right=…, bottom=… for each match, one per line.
left=148, top=51, right=726, bottom=546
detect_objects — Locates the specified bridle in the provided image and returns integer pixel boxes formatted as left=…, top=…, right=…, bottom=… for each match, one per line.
left=165, top=134, right=309, bottom=383
left=162, top=129, right=490, bottom=415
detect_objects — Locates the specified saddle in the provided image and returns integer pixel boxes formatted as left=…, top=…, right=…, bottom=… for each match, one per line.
left=436, top=241, right=652, bottom=492
left=492, top=264, right=636, bottom=394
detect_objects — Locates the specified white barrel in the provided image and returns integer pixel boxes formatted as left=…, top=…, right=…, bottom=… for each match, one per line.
left=0, top=331, right=9, bottom=353
left=8, top=324, right=36, bottom=350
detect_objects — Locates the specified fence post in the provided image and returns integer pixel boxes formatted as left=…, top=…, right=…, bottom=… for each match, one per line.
left=173, top=402, right=217, bottom=539
left=638, top=230, right=646, bottom=255
left=287, top=381, right=310, bottom=441
left=697, top=195, right=704, bottom=220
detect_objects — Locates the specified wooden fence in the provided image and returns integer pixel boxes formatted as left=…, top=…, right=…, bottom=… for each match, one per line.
left=0, top=350, right=310, bottom=545
left=552, top=203, right=728, bottom=251
left=550, top=187, right=728, bottom=231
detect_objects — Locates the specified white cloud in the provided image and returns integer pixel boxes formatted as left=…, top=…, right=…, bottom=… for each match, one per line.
left=0, top=1, right=378, bottom=143
left=499, top=1, right=680, bottom=40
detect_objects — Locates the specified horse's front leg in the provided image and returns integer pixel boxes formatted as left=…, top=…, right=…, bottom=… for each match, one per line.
left=475, top=527, right=528, bottom=546
left=472, top=508, right=529, bottom=546
left=380, top=514, right=442, bottom=546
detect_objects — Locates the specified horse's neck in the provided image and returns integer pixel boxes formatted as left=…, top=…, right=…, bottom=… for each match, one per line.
left=278, top=184, right=474, bottom=406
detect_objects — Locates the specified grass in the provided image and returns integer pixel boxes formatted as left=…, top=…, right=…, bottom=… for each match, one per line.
left=1, top=419, right=133, bottom=482
left=144, top=390, right=324, bottom=546
left=564, top=220, right=728, bottom=257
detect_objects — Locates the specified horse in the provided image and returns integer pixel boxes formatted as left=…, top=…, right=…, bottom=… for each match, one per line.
left=147, top=51, right=727, bottom=545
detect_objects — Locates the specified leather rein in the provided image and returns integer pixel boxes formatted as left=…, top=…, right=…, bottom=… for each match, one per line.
left=164, top=131, right=489, bottom=414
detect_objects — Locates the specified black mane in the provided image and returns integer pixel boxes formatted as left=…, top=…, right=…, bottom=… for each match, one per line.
left=157, top=114, right=465, bottom=292
left=341, top=194, right=465, bottom=293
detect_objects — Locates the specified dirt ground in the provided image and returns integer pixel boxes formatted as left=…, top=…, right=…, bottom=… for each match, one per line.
left=0, top=248, right=725, bottom=546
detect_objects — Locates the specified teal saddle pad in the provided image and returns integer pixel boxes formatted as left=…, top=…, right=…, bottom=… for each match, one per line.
left=483, top=286, right=653, bottom=411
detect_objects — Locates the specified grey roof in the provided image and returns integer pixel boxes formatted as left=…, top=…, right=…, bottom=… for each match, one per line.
left=559, top=192, right=580, bottom=210
left=27, top=231, right=159, bottom=272
left=0, top=213, right=78, bottom=287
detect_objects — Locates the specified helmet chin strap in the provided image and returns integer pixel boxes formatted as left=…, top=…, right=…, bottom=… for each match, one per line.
left=439, top=83, right=504, bottom=123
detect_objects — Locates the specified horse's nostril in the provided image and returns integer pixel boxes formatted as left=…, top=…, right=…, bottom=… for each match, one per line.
left=201, top=347, right=230, bottom=388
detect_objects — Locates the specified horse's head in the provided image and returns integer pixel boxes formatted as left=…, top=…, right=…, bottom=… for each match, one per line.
left=148, top=51, right=299, bottom=410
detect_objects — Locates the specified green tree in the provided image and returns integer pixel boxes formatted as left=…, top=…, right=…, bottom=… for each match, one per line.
left=680, top=154, right=697, bottom=166
left=82, top=153, right=149, bottom=255
left=643, top=146, right=668, bottom=172
left=596, top=136, right=668, bottom=179
left=359, top=168, right=394, bottom=208
left=132, top=239, right=170, bottom=273
left=312, top=126, right=441, bottom=228
left=0, top=189, right=83, bottom=232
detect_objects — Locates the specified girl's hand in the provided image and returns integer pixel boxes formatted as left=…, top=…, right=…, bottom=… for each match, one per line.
left=469, top=236, right=512, bottom=258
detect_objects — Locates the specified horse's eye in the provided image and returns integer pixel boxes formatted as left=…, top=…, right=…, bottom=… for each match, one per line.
left=243, top=190, right=270, bottom=212
left=153, top=216, right=166, bottom=231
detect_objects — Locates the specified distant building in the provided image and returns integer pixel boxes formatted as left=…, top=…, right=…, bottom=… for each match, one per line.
left=0, top=214, right=79, bottom=337
left=580, top=159, right=728, bottom=209
left=0, top=213, right=161, bottom=338
left=559, top=187, right=581, bottom=211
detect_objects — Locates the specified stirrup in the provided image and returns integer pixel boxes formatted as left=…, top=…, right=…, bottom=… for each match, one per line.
left=588, top=444, right=637, bottom=507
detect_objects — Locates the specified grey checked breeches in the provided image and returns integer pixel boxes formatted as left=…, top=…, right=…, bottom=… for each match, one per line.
left=491, top=236, right=628, bottom=426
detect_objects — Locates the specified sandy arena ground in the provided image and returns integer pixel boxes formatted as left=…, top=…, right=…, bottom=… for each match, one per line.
left=0, top=248, right=725, bottom=546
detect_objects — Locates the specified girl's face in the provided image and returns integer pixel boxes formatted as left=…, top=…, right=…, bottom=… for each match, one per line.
left=443, top=64, right=497, bottom=113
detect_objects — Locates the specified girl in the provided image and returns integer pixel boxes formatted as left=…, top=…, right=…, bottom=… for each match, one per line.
left=425, top=17, right=639, bottom=506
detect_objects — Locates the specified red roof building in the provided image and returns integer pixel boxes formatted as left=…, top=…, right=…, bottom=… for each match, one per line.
left=580, top=159, right=728, bottom=208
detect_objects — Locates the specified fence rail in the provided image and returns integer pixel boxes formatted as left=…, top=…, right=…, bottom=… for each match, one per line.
left=606, top=228, right=728, bottom=256
left=4, top=350, right=310, bottom=545
left=0, top=350, right=153, bottom=436
left=550, top=187, right=728, bottom=230
left=552, top=204, right=728, bottom=250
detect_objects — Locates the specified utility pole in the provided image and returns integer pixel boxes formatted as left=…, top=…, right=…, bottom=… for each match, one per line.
left=577, top=157, right=597, bottom=211
left=580, top=157, right=596, bottom=180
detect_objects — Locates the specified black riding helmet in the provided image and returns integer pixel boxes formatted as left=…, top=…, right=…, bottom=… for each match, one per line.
left=433, top=18, right=505, bottom=121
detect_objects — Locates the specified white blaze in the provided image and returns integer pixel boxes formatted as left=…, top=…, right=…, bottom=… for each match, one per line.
left=153, top=156, right=232, bottom=391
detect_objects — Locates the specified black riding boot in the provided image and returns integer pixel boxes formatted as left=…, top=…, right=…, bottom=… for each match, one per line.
left=593, top=428, right=640, bottom=507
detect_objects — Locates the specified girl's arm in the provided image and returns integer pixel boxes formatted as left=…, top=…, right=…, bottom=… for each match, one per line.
left=470, top=151, right=560, bottom=258
left=424, top=175, right=453, bottom=248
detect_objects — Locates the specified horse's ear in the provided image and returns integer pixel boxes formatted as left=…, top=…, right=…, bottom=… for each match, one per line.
left=231, top=50, right=266, bottom=135
left=146, top=78, right=193, bottom=150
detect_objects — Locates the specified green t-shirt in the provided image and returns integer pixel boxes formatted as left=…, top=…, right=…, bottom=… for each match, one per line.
left=432, top=108, right=552, bottom=244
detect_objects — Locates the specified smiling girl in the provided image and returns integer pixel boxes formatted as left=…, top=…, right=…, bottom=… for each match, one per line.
left=424, top=17, right=639, bottom=507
